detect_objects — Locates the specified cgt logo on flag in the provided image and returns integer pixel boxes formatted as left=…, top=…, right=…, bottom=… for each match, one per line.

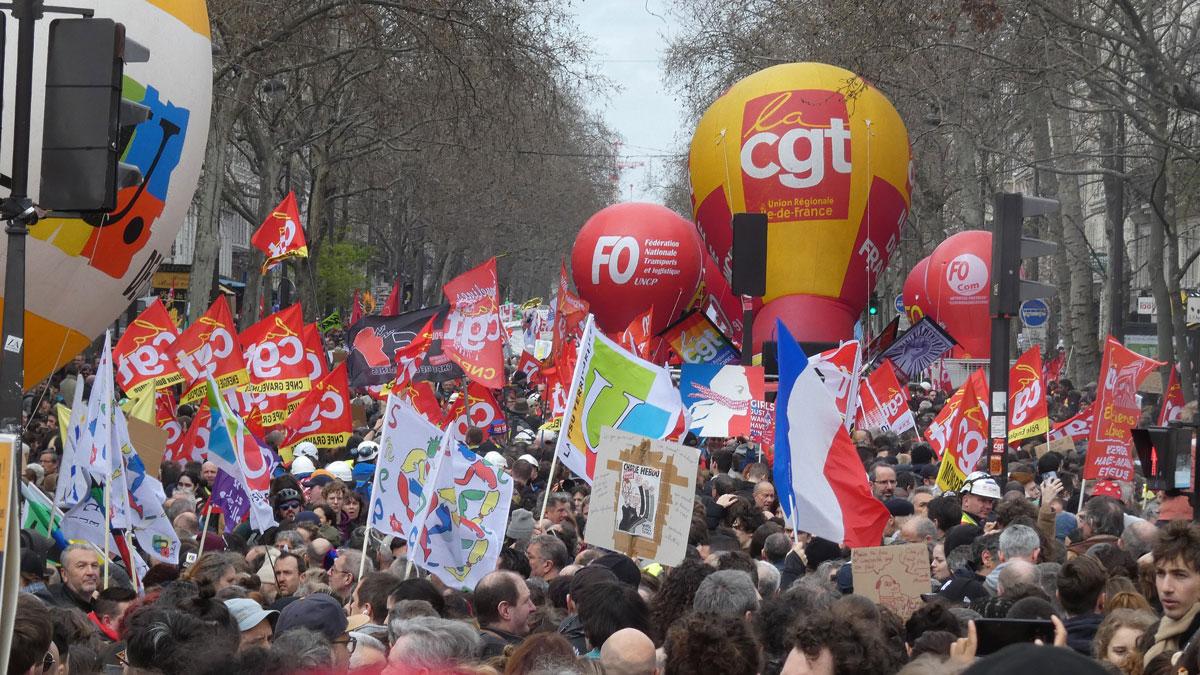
left=251, top=192, right=309, bottom=274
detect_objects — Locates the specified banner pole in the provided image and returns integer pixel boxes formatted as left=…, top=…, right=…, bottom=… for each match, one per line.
left=197, top=507, right=212, bottom=559
left=103, top=473, right=112, bottom=590
left=544, top=315, right=592, bottom=524
left=539, top=452, right=561, bottom=522
left=359, top=469, right=379, bottom=582
left=1077, top=479, right=1086, bottom=513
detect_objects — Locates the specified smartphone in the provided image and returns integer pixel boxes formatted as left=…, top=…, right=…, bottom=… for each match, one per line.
left=1044, top=471, right=1058, bottom=482
left=974, top=618, right=1055, bottom=655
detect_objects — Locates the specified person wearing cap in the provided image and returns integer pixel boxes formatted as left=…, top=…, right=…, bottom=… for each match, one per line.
left=882, top=498, right=915, bottom=544
left=275, top=592, right=353, bottom=669
left=225, top=597, right=278, bottom=652
left=274, top=487, right=304, bottom=524
left=959, top=471, right=1001, bottom=526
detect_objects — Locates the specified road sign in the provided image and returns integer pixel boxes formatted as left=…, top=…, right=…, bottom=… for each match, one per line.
left=1019, top=298, right=1049, bottom=328
left=894, top=294, right=905, bottom=314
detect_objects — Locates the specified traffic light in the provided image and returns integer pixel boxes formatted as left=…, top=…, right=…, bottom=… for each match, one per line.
left=1131, top=424, right=1196, bottom=491
left=991, top=193, right=1059, bottom=316
left=868, top=293, right=880, bottom=316
left=39, top=18, right=150, bottom=212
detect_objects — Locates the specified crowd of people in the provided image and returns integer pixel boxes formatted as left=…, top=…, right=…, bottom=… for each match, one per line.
left=10, top=345, right=1200, bottom=675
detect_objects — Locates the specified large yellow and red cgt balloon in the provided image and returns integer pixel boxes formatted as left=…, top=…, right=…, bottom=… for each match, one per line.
left=689, top=62, right=911, bottom=348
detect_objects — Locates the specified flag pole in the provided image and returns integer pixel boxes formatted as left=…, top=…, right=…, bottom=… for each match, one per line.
left=358, top=469, right=380, bottom=582
left=543, top=315, right=592, bottom=521
left=1077, top=480, right=1086, bottom=513
left=124, top=532, right=141, bottom=595
left=197, top=506, right=212, bottom=559
left=102, top=474, right=112, bottom=590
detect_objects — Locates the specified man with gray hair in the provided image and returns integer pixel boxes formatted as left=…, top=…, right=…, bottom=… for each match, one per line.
left=388, top=616, right=481, bottom=671
left=997, top=559, right=1038, bottom=597
left=37, top=543, right=99, bottom=612
left=899, top=516, right=938, bottom=545
left=527, top=533, right=570, bottom=580
left=328, top=547, right=372, bottom=603
left=755, top=560, right=781, bottom=598
left=986, top=524, right=1041, bottom=594
left=1119, top=518, right=1158, bottom=559
left=692, top=569, right=759, bottom=619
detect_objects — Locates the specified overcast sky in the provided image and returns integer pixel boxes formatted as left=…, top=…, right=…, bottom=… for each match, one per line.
left=571, top=0, right=685, bottom=204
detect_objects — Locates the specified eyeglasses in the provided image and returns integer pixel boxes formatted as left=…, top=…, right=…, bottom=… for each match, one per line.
left=42, top=652, right=55, bottom=671
left=332, top=636, right=357, bottom=654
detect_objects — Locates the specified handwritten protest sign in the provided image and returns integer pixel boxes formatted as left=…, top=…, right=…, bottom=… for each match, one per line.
left=852, top=543, right=929, bottom=618
left=585, top=427, right=699, bottom=567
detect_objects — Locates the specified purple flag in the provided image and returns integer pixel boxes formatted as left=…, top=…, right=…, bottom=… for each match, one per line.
left=211, top=469, right=251, bottom=533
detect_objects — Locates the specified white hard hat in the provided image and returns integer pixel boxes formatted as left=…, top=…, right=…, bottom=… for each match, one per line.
left=513, top=429, right=536, bottom=444
left=290, top=455, right=315, bottom=476
left=535, top=428, right=557, bottom=447
left=517, top=453, right=539, bottom=467
left=354, top=441, right=379, bottom=462
left=293, top=441, right=319, bottom=461
left=326, top=460, right=353, bottom=482
left=962, top=471, right=1002, bottom=500
left=483, top=451, right=508, bottom=468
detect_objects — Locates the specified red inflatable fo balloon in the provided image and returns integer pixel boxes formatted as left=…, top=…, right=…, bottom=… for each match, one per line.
left=902, top=256, right=931, bottom=325
left=570, top=203, right=704, bottom=335
left=925, top=230, right=992, bottom=358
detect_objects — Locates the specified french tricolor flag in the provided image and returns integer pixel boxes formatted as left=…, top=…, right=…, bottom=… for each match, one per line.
left=773, top=321, right=889, bottom=549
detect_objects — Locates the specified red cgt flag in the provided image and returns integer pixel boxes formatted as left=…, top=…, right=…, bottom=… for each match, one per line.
left=855, top=359, right=916, bottom=435
left=251, top=192, right=308, bottom=274
left=1084, top=337, right=1165, bottom=482
left=1008, top=346, right=1049, bottom=443
left=241, top=305, right=310, bottom=396
left=173, top=297, right=249, bottom=405
left=440, top=258, right=505, bottom=388
left=617, top=307, right=654, bottom=360
left=1159, top=366, right=1185, bottom=426
left=115, top=299, right=182, bottom=393
left=282, top=362, right=353, bottom=454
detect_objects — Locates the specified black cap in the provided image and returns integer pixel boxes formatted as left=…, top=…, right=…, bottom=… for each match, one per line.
left=20, top=548, right=46, bottom=578
left=885, top=498, right=914, bottom=517
left=590, top=552, right=641, bottom=587
left=275, top=593, right=348, bottom=641
left=944, top=524, right=982, bottom=555
left=964, top=643, right=1107, bottom=674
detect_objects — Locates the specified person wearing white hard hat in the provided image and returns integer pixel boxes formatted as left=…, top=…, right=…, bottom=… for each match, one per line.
left=960, top=471, right=1002, bottom=526
left=292, top=440, right=319, bottom=465
left=291, top=455, right=316, bottom=478
left=326, top=460, right=353, bottom=483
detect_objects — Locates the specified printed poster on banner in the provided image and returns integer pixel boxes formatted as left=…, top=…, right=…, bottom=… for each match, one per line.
left=251, top=192, right=308, bottom=274
left=679, top=364, right=765, bottom=438
left=114, top=299, right=182, bottom=392
left=410, top=430, right=513, bottom=590
left=585, top=427, right=698, bottom=567
left=855, top=360, right=916, bottom=435
left=935, top=381, right=988, bottom=493
left=1008, top=347, right=1050, bottom=443
left=241, top=305, right=311, bottom=395
left=346, top=306, right=442, bottom=387
left=174, top=297, right=250, bottom=405
left=748, top=400, right=775, bottom=458
left=660, top=311, right=740, bottom=364
left=370, top=395, right=443, bottom=542
left=809, top=341, right=862, bottom=428
left=1085, top=338, right=1165, bottom=481
left=556, top=318, right=685, bottom=483
left=281, top=362, right=353, bottom=454
left=440, top=258, right=506, bottom=388
left=876, top=318, right=956, bottom=378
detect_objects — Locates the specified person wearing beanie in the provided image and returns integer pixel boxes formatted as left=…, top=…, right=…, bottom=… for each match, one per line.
left=508, top=509, right=535, bottom=545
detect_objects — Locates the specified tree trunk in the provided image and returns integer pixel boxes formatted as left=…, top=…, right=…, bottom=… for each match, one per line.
left=188, top=76, right=248, bottom=322
left=1047, top=103, right=1100, bottom=382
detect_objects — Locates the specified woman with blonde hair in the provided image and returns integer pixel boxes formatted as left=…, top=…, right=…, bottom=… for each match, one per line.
left=1094, top=608, right=1157, bottom=675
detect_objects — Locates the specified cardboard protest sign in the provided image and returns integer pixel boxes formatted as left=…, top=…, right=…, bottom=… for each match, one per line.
left=1034, top=434, right=1075, bottom=458
left=585, top=427, right=699, bottom=567
left=852, top=543, right=929, bottom=618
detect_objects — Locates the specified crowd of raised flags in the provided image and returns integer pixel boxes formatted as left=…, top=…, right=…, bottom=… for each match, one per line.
left=17, top=193, right=1191, bottom=611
